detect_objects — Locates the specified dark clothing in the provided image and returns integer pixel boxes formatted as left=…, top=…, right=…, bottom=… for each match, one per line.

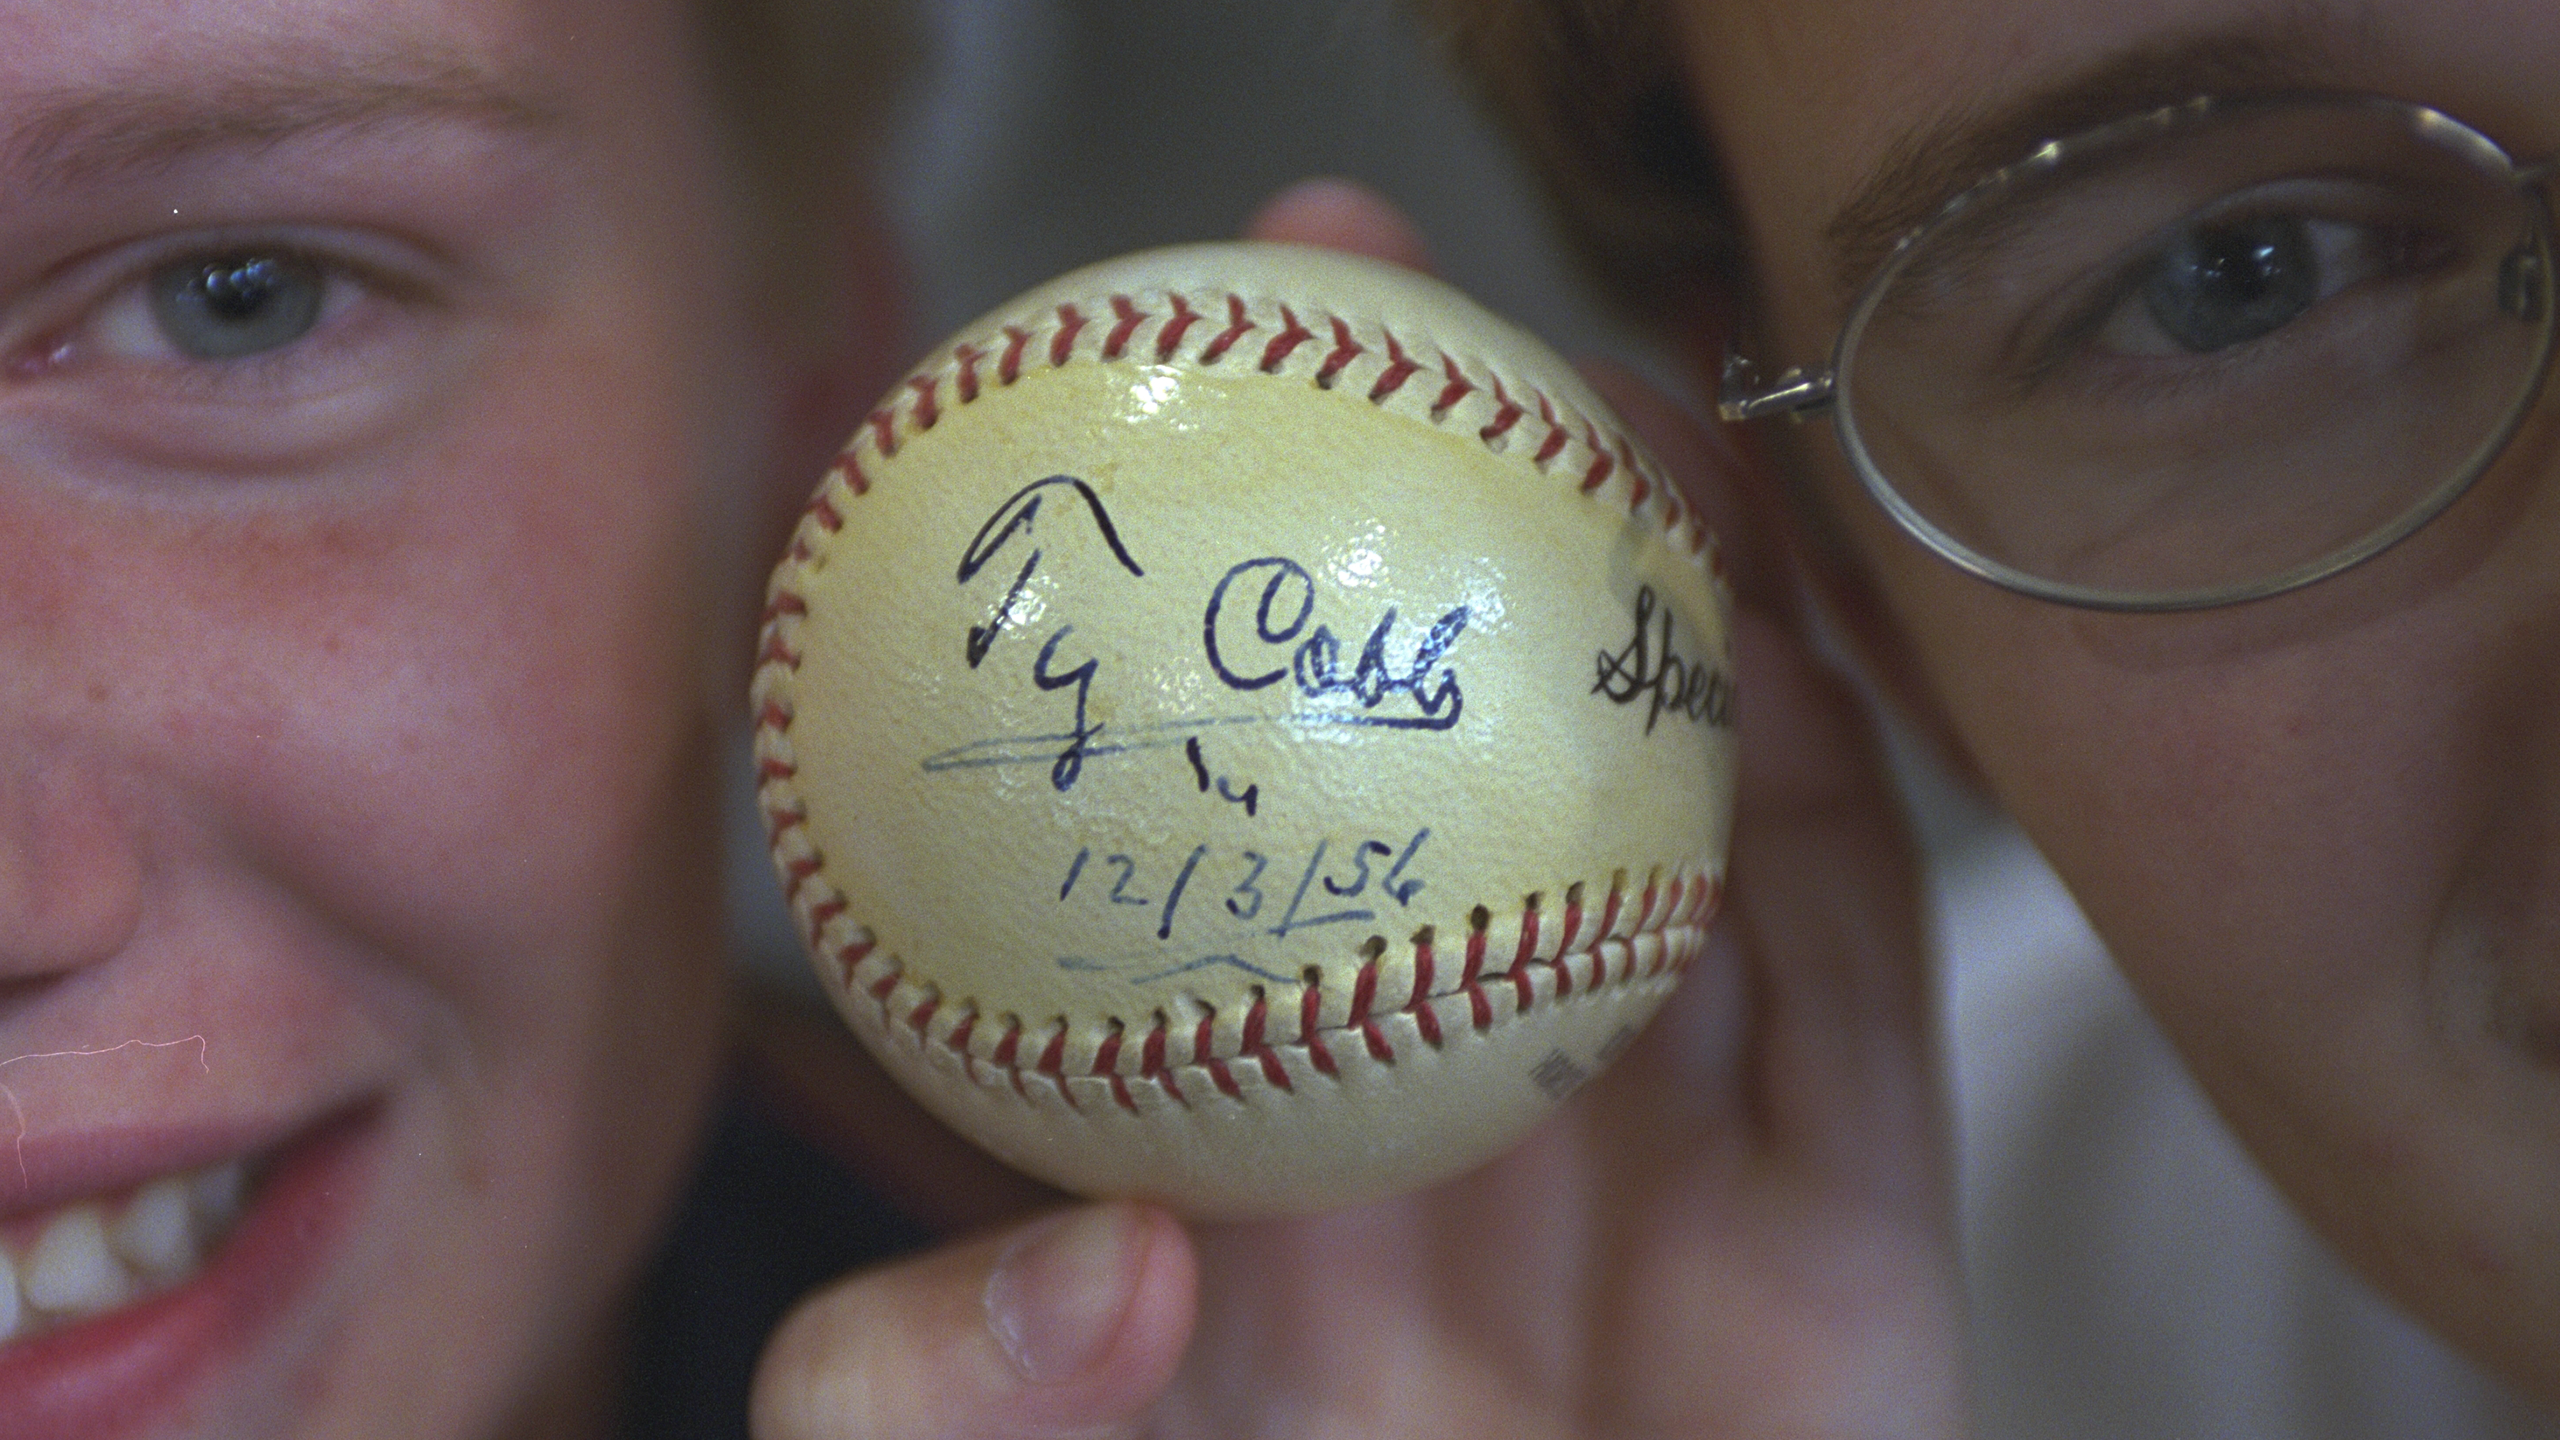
left=617, top=1095, right=933, bottom=1440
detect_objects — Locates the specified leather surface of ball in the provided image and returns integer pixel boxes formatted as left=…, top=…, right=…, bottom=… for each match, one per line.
left=755, top=242, right=1736, bottom=1218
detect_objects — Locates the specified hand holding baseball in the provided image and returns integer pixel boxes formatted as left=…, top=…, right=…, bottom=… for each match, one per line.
left=749, top=183, right=1965, bottom=1440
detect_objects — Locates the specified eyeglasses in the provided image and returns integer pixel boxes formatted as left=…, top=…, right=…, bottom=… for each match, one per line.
left=1719, top=93, right=2556, bottom=611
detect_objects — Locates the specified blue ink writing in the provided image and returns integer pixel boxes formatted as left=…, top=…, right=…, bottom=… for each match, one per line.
left=1202, top=558, right=1469, bottom=731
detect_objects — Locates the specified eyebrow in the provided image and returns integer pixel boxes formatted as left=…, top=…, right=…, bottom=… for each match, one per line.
left=1821, top=26, right=2355, bottom=300
left=1, top=54, right=565, bottom=197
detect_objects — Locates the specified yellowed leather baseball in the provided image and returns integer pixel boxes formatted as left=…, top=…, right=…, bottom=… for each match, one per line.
left=755, top=242, right=1735, bottom=1218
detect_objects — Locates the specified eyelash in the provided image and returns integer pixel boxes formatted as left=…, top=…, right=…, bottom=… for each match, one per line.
left=3, top=229, right=426, bottom=390
left=0, top=224, right=463, bottom=478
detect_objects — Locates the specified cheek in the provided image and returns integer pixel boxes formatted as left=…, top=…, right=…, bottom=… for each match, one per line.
left=283, top=362, right=723, bottom=986
left=2, top=323, right=730, bottom=1026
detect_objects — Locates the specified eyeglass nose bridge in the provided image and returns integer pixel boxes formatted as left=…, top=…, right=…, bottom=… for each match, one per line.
left=1717, top=354, right=1835, bottom=424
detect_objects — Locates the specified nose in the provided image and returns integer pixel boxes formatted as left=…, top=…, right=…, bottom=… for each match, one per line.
left=0, top=754, right=142, bottom=978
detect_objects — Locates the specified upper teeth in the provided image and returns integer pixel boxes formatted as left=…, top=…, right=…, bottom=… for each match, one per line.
left=0, top=1158, right=248, bottom=1343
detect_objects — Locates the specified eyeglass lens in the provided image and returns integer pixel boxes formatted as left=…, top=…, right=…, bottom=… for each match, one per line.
left=1835, top=98, right=2554, bottom=606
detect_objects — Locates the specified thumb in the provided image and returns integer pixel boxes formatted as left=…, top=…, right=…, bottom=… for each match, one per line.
left=751, top=1201, right=1196, bottom=1440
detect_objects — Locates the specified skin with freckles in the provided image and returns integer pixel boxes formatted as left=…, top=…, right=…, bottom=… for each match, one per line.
left=1676, top=0, right=2560, bottom=1401
left=0, top=0, right=880, bottom=1435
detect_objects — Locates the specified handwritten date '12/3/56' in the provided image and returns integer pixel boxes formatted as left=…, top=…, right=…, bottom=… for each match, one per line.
left=1055, top=828, right=1431, bottom=982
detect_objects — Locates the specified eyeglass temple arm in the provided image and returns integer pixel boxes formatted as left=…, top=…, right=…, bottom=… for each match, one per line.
left=1716, top=353, right=1836, bottom=423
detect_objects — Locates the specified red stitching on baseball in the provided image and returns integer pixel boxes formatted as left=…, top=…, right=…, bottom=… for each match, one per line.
left=781, top=853, right=823, bottom=902
left=804, top=894, right=846, bottom=937
left=1093, top=1025, right=1137, bottom=1113
left=1407, top=935, right=1443, bottom=1048
left=998, top=325, right=1030, bottom=385
left=1240, top=993, right=1292, bottom=1092
left=1050, top=304, right=1087, bottom=368
left=1533, top=395, right=1569, bottom=466
left=1480, top=377, right=1525, bottom=443
left=1616, top=436, right=1651, bottom=512
left=1200, top=295, right=1254, bottom=364
left=830, top=457, right=866, bottom=502
left=756, top=629, right=800, bottom=668
left=1430, top=354, right=1476, bottom=416
left=1361, top=1020, right=1392, bottom=1063
left=1581, top=424, right=1615, bottom=493
left=1368, top=330, right=1421, bottom=403
left=1036, top=1026, right=1074, bottom=1110
left=1306, top=1026, right=1338, bottom=1078
left=866, top=407, right=899, bottom=458
left=954, top=343, right=983, bottom=403
left=907, top=375, right=940, bottom=431
left=1103, top=296, right=1147, bottom=361
left=1315, top=316, right=1363, bottom=389
left=761, top=801, right=806, bottom=847
left=1260, top=305, right=1314, bottom=373
left=845, top=872, right=1714, bottom=1102
left=1155, top=294, right=1202, bottom=360
left=809, top=484, right=848, bottom=527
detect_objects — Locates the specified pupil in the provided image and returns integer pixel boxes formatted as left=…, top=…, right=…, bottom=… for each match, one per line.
left=149, top=251, right=325, bottom=360
left=196, top=258, right=288, bottom=319
left=2142, top=216, right=2319, bottom=352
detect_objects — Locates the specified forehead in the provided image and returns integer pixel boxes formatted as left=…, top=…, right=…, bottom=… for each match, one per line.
left=1680, top=0, right=2560, bottom=313
left=0, top=0, right=694, bottom=135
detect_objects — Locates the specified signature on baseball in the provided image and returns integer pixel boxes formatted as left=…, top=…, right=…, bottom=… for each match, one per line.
left=926, top=475, right=1474, bottom=793
left=1592, top=585, right=1736, bottom=734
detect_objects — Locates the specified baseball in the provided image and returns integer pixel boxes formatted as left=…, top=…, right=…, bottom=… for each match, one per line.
left=754, top=242, right=1736, bottom=1218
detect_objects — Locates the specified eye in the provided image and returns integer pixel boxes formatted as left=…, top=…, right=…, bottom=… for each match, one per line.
left=70, top=245, right=352, bottom=368
left=2095, top=212, right=2408, bottom=356
left=0, top=228, right=464, bottom=477
left=142, top=252, right=329, bottom=360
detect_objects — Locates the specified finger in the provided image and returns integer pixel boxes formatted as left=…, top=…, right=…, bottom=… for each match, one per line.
left=1242, top=177, right=1438, bottom=273
left=751, top=1203, right=1197, bottom=1440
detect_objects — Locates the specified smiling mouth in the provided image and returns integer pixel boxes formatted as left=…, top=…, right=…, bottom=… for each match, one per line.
left=0, top=1155, right=253, bottom=1345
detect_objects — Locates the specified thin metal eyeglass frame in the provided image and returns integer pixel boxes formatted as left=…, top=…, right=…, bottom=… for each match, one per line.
left=1718, top=93, right=2559, bottom=612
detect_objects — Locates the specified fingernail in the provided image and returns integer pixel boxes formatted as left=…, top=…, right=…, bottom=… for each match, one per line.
left=983, top=1204, right=1145, bottom=1385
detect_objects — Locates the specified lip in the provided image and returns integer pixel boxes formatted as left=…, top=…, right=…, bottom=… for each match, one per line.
left=0, top=1116, right=272, bottom=1225
left=0, top=1102, right=380, bottom=1438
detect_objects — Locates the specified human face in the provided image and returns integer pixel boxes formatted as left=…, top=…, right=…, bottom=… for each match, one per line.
left=0, top=1, right=773, bottom=1435
left=1680, top=0, right=2560, bottom=1402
